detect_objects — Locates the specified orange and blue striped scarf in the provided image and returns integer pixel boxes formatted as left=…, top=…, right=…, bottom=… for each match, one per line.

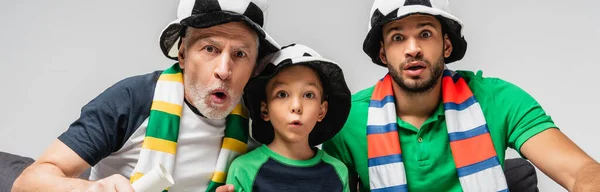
left=129, top=63, right=249, bottom=192
left=367, top=70, right=508, bottom=192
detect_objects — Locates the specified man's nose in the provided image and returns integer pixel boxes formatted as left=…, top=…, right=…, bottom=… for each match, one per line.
left=404, top=38, right=422, bottom=58
left=214, top=53, right=232, bottom=80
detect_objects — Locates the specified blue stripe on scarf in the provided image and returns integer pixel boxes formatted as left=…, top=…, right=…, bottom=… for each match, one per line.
left=457, top=157, right=500, bottom=177
left=443, top=96, right=477, bottom=111
left=448, top=124, right=489, bottom=142
left=372, top=184, right=409, bottom=192
left=368, top=154, right=403, bottom=167
left=367, top=123, right=397, bottom=134
left=443, top=70, right=462, bottom=83
left=369, top=95, right=395, bottom=108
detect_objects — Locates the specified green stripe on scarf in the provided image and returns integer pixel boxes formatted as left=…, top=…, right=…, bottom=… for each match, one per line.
left=225, top=115, right=249, bottom=142
left=146, top=111, right=181, bottom=142
left=162, top=65, right=182, bottom=74
left=130, top=63, right=249, bottom=192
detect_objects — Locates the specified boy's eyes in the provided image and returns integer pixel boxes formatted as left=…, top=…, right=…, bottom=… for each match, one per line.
left=273, top=91, right=317, bottom=99
left=304, top=92, right=316, bottom=99
left=275, top=91, right=288, bottom=98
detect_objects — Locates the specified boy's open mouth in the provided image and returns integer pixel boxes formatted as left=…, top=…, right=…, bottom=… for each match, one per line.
left=290, top=120, right=303, bottom=126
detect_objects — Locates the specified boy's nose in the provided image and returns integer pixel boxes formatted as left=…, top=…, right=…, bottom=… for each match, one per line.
left=290, top=98, right=302, bottom=114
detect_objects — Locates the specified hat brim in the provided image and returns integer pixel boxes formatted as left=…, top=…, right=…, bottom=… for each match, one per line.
left=243, top=59, right=351, bottom=146
left=363, top=6, right=467, bottom=67
left=160, top=11, right=279, bottom=61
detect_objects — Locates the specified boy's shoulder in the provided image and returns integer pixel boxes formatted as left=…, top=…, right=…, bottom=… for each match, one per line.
left=231, top=146, right=270, bottom=167
left=321, top=149, right=345, bottom=164
left=320, top=149, right=349, bottom=173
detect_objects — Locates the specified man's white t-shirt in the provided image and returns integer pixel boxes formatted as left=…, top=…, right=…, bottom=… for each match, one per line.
left=59, top=70, right=249, bottom=191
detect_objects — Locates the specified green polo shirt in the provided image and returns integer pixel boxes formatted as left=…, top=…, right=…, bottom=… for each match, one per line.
left=322, top=70, right=558, bottom=192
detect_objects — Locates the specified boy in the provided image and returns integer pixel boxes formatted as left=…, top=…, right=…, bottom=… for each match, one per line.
left=225, top=44, right=352, bottom=192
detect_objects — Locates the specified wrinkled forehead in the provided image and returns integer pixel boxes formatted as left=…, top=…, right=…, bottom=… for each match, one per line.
left=382, top=14, right=441, bottom=31
left=186, top=22, right=258, bottom=42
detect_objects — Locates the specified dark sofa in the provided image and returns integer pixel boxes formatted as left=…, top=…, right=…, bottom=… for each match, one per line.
left=0, top=151, right=538, bottom=192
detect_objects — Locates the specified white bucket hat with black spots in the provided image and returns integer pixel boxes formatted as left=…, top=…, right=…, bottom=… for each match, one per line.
left=159, top=0, right=280, bottom=61
left=363, top=0, right=467, bottom=66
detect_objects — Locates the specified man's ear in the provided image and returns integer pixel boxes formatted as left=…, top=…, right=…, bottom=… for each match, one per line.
left=178, top=40, right=186, bottom=69
left=260, top=101, right=269, bottom=121
left=443, top=34, right=453, bottom=58
left=317, top=101, right=328, bottom=122
left=378, top=41, right=388, bottom=65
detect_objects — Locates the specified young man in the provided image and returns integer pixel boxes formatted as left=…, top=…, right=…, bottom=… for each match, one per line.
left=226, top=44, right=351, bottom=192
left=323, top=0, right=600, bottom=191
left=12, top=0, right=280, bottom=191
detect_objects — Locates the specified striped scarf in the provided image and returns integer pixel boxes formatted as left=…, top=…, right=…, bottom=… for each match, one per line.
left=366, top=70, right=508, bottom=192
left=129, top=63, right=249, bottom=192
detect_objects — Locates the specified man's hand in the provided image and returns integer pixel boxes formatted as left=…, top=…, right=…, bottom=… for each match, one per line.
left=85, top=174, right=134, bottom=192
left=572, top=162, right=600, bottom=192
left=215, top=184, right=234, bottom=192
left=11, top=140, right=132, bottom=192
left=521, top=129, right=600, bottom=191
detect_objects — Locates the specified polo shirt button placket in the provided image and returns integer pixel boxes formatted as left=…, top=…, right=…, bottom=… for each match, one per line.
left=417, top=137, right=423, bottom=143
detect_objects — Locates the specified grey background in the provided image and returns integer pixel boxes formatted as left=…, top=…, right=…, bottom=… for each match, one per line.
left=1, top=0, right=598, bottom=191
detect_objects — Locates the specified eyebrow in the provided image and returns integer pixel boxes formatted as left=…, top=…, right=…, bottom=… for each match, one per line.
left=385, top=21, right=437, bottom=34
left=417, top=22, right=435, bottom=29
left=232, top=42, right=252, bottom=52
left=270, top=81, right=320, bottom=90
left=194, top=34, right=253, bottom=53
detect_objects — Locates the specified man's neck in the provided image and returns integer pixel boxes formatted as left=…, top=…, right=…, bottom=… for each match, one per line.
left=392, top=80, right=442, bottom=129
left=267, top=138, right=314, bottom=160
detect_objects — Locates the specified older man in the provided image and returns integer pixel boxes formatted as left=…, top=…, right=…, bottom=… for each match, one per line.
left=13, top=0, right=279, bottom=191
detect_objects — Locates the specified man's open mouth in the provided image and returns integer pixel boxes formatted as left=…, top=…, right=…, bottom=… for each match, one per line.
left=210, top=89, right=229, bottom=101
left=404, top=61, right=427, bottom=71
left=406, top=65, right=425, bottom=70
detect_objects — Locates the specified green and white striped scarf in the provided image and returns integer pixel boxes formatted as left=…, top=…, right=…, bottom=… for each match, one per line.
left=129, top=63, right=249, bottom=192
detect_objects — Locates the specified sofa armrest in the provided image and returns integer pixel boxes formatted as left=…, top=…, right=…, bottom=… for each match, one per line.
left=0, top=151, right=35, bottom=191
left=504, top=158, right=539, bottom=192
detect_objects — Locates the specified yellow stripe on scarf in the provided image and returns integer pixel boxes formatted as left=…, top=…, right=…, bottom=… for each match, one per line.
left=158, top=73, right=183, bottom=83
left=211, top=171, right=227, bottom=183
left=130, top=172, right=144, bottom=183
left=231, top=104, right=248, bottom=118
left=151, top=101, right=183, bottom=117
left=223, top=138, right=247, bottom=154
left=142, top=137, right=177, bottom=154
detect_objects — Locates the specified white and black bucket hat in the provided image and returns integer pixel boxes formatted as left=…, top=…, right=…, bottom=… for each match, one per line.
left=159, top=0, right=280, bottom=61
left=243, top=44, right=352, bottom=146
left=363, top=0, right=467, bottom=66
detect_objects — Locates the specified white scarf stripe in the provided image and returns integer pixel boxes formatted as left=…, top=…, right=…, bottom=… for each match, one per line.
left=367, top=102, right=397, bottom=126
left=214, top=148, right=240, bottom=172
left=459, top=165, right=508, bottom=192
left=133, top=148, right=177, bottom=177
left=153, top=81, right=185, bottom=105
left=368, top=162, right=407, bottom=189
left=445, top=102, right=487, bottom=134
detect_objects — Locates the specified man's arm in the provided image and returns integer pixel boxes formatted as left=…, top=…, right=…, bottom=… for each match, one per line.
left=521, top=128, right=600, bottom=191
left=12, top=139, right=134, bottom=192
